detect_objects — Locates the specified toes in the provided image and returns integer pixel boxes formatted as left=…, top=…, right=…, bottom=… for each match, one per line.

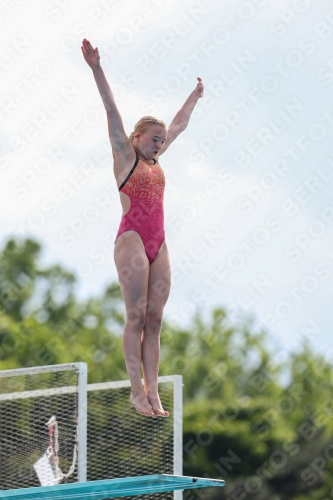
left=136, top=408, right=159, bottom=418
left=130, top=394, right=157, bottom=417
left=147, top=396, right=170, bottom=417
left=153, top=408, right=170, bottom=417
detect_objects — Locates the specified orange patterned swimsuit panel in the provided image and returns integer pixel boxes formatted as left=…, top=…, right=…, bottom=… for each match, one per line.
left=115, top=155, right=165, bottom=264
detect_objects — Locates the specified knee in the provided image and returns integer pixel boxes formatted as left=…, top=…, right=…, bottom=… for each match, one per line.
left=145, top=314, right=163, bottom=334
left=126, top=307, right=146, bottom=331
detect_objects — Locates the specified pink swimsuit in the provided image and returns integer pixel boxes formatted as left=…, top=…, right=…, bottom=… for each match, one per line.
left=115, top=155, right=165, bottom=264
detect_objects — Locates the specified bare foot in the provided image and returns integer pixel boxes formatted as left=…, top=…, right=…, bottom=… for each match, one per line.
left=147, top=393, right=170, bottom=418
left=130, top=393, right=157, bottom=418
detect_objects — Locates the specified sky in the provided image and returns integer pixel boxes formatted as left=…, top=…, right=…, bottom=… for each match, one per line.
left=0, top=0, right=333, bottom=359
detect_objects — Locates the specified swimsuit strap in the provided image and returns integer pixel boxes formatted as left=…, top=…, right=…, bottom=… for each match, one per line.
left=118, top=155, right=139, bottom=191
left=118, top=156, right=159, bottom=191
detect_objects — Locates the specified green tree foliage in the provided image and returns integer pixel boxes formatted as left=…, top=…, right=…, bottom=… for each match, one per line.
left=0, top=238, right=332, bottom=499
left=0, top=238, right=126, bottom=380
left=160, top=312, right=333, bottom=500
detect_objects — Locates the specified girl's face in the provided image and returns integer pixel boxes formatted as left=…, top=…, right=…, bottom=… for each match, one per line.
left=134, top=124, right=167, bottom=160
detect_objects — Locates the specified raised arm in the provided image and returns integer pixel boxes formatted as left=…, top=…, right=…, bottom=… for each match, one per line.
left=81, top=39, right=132, bottom=157
left=160, top=77, right=204, bottom=155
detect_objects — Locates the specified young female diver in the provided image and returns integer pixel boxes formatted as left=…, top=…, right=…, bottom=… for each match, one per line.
left=81, top=38, right=204, bottom=417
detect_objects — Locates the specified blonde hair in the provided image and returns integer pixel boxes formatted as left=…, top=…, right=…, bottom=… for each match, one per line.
left=129, top=116, right=167, bottom=141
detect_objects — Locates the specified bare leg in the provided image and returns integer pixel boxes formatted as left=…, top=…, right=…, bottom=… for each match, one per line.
left=114, top=231, right=156, bottom=417
left=141, top=241, right=171, bottom=416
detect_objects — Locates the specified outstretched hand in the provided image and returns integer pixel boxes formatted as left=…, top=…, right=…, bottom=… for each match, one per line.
left=81, top=38, right=100, bottom=69
left=196, top=77, right=204, bottom=98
